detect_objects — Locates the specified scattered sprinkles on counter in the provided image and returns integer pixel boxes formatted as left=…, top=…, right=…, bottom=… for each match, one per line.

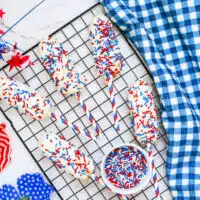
left=105, top=146, right=148, bottom=189
left=6, top=43, right=33, bottom=71
left=0, top=123, right=11, bottom=172
left=0, top=8, right=33, bottom=70
left=128, top=79, right=160, bottom=199
left=0, top=29, right=4, bottom=35
left=0, top=40, right=33, bottom=71
left=40, top=133, right=128, bottom=200
left=90, top=15, right=123, bottom=132
left=39, top=37, right=101, bottom=138
left=0, top=76, right=94, bottom=139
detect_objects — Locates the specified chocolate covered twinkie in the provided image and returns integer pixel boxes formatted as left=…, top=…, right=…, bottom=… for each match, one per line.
left=39, top=38, right=85, bottom=96
left=128, top=79, right=160, bottom=145
left=90, top=15, right=123, bottom=132
left=39, top=38, right=101, bottom=137
left=128, top=79, right=160, bottom=198
left=0, top=77, right=93, bottom=139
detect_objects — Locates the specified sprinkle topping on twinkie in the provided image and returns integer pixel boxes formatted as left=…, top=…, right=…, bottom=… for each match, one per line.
left=39, top=37, right=86, bottom=96
left=40, top=133, right=95, bottom=179
left=0, top=77, right=52, bottom=120
left=128, top=79, right=160, bottom=145
left=90, top=15, right=123, bottom=78
left=105, top=146, right=148, bottom=189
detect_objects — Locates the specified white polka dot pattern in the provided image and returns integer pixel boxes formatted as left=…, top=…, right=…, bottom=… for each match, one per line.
left=0, top=173, right=54, bottom=200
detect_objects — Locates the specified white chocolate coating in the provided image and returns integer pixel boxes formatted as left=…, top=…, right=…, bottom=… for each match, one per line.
left=90, top=15, right=123, bottom=78
left=0, top=77, right=52, bottom=120
left=128, top=79, right=160, bottom=145
left=40, top=133, right=95, bottom=179
left=39, top=38, right=85, bottom=96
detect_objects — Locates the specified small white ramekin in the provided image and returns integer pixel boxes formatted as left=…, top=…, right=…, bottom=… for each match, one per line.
left=101, top=143, right=152, bottom=195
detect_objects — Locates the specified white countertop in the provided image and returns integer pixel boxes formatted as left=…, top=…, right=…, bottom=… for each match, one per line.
left=1, top=0, right=97, bottom=51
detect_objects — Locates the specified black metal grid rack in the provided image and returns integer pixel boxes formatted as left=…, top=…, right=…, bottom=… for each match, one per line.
left=0, top=3, right=170, bottom=200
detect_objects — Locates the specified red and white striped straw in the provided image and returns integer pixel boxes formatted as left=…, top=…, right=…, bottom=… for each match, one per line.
left=50, top=112, right=95, bottom=140
left=106, top=74, right=120, bottom=132
left=75, top=92, right=102, bottom=137
left=147, top=143, right=161, bottom=200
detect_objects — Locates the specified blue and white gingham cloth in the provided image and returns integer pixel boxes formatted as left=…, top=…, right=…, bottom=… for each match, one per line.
left=100, top=0, right=200, bottom=199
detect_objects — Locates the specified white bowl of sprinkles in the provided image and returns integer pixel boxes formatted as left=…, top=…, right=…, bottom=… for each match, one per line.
left=101, top=144, right=152, bottom=195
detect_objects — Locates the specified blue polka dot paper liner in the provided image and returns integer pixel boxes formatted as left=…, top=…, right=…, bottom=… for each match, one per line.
left=0, top=173, right=54, bottom=200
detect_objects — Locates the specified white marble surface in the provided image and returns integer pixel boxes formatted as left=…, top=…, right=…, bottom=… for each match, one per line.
left=1, top=0, right=97, bottom=51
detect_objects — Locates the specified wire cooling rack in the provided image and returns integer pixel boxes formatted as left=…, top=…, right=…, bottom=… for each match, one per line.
left=0, top=3, right=172, bottom=200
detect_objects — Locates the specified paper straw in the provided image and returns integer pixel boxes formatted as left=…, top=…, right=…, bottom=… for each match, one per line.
left=75, top=92, right=101, bottom=137
left=106, top=74, right=120, bottom=132
left=39, top=38, right=101, bottom=138
left=50, top=112, right=95, bottom=140
left=147, top=143, right=160, bottom=200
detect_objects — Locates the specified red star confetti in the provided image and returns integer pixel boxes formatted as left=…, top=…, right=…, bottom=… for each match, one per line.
left=0, top=123, right=11, bottom=172
left=13, top=42, right=17, bottom=51
left=7, top=52, right=34, bottom=71
left=0, top=9, right=5, bottom=19
left=0, top=29, right=4, bottom=35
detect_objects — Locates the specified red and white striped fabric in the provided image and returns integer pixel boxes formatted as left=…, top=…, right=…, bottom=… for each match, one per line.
left=0, top=123, right=11, bottom=172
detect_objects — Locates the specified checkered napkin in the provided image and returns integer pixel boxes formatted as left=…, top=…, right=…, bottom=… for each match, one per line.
left=100, top=0, right=200, bottom=199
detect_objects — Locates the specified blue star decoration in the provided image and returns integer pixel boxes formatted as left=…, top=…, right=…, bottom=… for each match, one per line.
left=0, top=41, right=10, bottom=60
left=0, top=173, right=54, bottom=200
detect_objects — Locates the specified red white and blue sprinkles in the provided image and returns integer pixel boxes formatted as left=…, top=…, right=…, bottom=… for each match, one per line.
left=39, top=37, right=101, bottom=138
left=105, top=146, right=148, bottom=189
left=40, top=133, right=128, bottom=199
left=0, top=123, right=11, bottom=173
left=0, top=76, right=93, bottom=139
left=128, top=79, right=160, bottom=199
left=90, top=15, right=123, bottom=132
left=39, top=37, right=86, bottom=96
left=128, top=79, right=160, bottom=145
left=90, top=15, right=123, bottom=78
left=0, top=76, right=52, bottom=120
left=40, top=133, right=95, bottom=180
